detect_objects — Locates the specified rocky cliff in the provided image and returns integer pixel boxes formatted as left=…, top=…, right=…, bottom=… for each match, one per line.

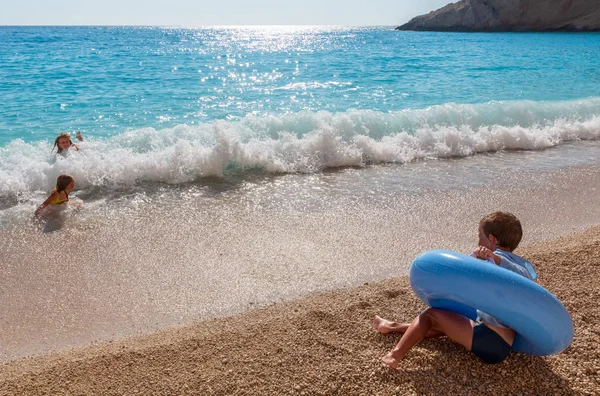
left=397, top=0, right=600, bottom=32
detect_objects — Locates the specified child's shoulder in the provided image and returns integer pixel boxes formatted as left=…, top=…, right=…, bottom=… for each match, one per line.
left=496, top=250, right=538, bottom=280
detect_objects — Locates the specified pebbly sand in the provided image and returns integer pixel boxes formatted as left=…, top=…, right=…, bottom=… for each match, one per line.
left=1, top=225, right=599, bottom=395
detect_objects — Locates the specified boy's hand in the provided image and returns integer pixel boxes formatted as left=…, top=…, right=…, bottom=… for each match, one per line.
left=473, top=246, right=501, bottom=264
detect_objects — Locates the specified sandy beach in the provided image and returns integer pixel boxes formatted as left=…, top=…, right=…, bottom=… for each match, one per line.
left=2, top=21, right=600, bottom=396
left=1, top=223, right=599, bottom=395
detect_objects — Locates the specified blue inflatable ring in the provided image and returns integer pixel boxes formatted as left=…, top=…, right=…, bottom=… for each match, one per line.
left=409, top=250, right=573, bottom=356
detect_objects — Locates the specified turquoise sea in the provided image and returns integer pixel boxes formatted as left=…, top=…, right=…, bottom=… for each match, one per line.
left=1, top=27, right=600, bottom=200
left=2, top=26, right=600, bottom=362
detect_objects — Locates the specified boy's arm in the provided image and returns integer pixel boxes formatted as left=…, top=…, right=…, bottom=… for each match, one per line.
left=473, top=246, right=500, bottom=264
left=474, top=247, right=537, bottom=280
left=470, top=251, right=496, bottom=264
left=496, top=256, right=536, bottom=280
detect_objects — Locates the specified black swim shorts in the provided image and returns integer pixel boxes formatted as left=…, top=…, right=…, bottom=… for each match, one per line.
left=471, top=321, right=511, bottom=364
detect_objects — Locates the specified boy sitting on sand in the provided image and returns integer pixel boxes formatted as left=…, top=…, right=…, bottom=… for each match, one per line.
left=374, top=211, right=537, bottom=368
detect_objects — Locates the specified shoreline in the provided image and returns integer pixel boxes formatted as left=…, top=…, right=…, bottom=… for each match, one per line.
left=3, top=156, right=600, bottom=363
left=1, top=225, right=599, bottom=395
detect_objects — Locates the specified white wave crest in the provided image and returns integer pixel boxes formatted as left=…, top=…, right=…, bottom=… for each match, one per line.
left=1, top=98, right=600, bottom=196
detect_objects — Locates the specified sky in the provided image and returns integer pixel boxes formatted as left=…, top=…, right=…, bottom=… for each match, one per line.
left=0, top=0, right=453, bottom=26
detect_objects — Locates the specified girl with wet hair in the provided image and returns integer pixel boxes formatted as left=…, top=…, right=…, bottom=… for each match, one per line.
left=53, top=131, right=83, bottom=154
left=34, top=174, right=76, bottom=217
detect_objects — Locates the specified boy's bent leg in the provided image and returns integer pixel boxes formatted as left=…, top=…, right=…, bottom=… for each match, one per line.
left=427, top=309, right=473, bottom=350
left=381, top=308, right=473, bottom=369
left=373, top=316, right=407, bottom=334
left=373, top=315, right=445, bottom=338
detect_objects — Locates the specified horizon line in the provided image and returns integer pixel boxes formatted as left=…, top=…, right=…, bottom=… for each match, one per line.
left=0, top=23, right=400, bottom=28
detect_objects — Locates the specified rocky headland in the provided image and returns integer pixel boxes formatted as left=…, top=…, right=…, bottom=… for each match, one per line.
left=397, top=0, right=600, bottom=32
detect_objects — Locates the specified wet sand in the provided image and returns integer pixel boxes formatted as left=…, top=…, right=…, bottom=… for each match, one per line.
left=1, top=225, right=599, bottom=395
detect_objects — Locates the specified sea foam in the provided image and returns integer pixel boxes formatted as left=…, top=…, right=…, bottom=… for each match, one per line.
left=1, top=98, right=600, bottom=198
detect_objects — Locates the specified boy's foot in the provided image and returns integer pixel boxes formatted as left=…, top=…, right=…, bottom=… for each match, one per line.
left=373, top=315, right=397, bottom=334
left=381, top=352, right=400, bottom=370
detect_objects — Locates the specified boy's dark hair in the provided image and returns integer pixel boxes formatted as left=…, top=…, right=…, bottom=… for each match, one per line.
left=480, top=211, right=522, bottom=251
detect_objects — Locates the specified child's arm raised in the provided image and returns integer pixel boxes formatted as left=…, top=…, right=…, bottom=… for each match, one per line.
left=473, top=246, right=501, bottom=264
left=474, top=246, right=534, bottom=280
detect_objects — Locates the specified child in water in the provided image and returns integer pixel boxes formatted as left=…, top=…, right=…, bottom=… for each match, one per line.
left=374, top=211, right=538, bottom=368
left=53, top=131, right=83, bottom=155
left=34, top=174, right=75, bottom=217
